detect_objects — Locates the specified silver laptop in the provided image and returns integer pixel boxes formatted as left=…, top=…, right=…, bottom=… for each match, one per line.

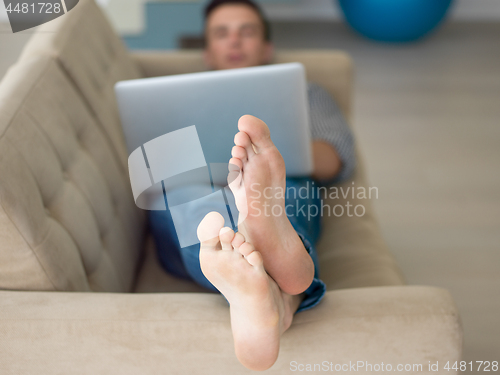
left=115, top=62, right=313, bottom=177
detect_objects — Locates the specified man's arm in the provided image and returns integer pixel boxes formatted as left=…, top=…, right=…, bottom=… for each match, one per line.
left=312, top=140, right=342, bottom=181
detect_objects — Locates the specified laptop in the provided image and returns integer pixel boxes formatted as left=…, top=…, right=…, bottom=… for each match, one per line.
left=115, top=63, right=313, bottom=179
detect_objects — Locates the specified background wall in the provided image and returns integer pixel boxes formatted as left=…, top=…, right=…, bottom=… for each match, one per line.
left=2, top=0, right=500, bottom=27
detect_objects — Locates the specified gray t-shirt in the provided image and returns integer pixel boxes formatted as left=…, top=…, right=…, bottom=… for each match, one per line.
left=307, top=82, right=356, bottom=184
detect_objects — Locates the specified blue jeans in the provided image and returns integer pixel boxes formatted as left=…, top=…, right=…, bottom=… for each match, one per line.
left=149, top=177, right=326, bottom=313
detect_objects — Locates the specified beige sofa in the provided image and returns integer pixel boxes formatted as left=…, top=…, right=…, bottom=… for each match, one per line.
left=0, top=0, right=462, bottom=373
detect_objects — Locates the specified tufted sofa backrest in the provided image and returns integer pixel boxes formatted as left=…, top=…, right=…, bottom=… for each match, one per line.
left=0, top=0, right=148, bottom=293
left=0, top=54, right=145, bottom=292
left=19, top=0, right=142, bottom=170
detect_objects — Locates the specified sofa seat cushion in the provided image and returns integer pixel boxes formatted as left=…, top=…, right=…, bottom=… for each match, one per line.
left=0, top=55, right=144, bottom=292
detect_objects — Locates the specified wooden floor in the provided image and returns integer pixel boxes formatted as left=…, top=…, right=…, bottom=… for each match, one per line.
left=1, top=20, right=499, bottom=368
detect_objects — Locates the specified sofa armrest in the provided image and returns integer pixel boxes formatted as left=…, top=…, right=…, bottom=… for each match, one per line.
left=0, top=286, right=461, bottom=374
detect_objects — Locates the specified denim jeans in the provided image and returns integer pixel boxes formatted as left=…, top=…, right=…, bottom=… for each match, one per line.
left=149, top=177, right=326, bottom=313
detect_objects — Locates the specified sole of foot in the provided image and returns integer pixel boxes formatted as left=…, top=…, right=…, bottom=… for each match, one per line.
left=228, top=115, right=315, bottom=295
left=197, top=211, right=297, bottom=371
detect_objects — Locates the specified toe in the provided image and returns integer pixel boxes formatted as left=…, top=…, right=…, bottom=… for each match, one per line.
left=197, top=212, right=225, bottom=249
left=245, top=249, right=264, bottom=268
left=231, top=145, right=248, bottom=163
left=238, top=115, right=274, bottom=152
left=234, top=131, right=255, bottom=158
left=228, top=158, right=242, bottom=187
left=238, top=242, right=255, bottom=257
left=228, top=157, right=243, bottom=172
left=219, top=227, right=235, bottom=251
left=231, top=232, right=246, bottom=249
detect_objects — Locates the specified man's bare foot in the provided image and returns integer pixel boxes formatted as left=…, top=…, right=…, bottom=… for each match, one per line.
left=197, top=212, right=300, bottom=371
left=228, top=115, right=315, bottom=295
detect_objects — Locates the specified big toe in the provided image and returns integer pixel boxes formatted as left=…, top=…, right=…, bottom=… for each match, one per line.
left=197, top=212, right=225, bottom=249
left=238, top=115, right=274, bottom=152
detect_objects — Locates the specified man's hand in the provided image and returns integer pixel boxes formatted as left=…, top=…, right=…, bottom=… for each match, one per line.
left=311, top=140, right=342, bottom=182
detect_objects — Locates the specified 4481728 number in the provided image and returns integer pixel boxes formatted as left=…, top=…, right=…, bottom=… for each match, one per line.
left=444, top=361, right=498, bottom=372
left=5, top=2, right=63, bottom=14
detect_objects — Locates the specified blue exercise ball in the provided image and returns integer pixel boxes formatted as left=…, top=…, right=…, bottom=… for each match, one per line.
left=337, top=0, right=454, bottom=42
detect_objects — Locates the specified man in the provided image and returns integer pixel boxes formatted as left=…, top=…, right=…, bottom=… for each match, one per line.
left=150, top=0, right=355, bottom=370
left=202, top=0, right=354, bottom=182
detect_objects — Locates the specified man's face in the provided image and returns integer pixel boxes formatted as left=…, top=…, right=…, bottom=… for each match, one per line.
left=204, top=4, right=273, bottom=70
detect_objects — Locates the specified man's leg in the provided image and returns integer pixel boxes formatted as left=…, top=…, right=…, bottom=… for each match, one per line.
left=149, top=191, right=223, bottom=292
left=149, top=204, right=191, bottom=280
left=282, top=177, right=326, bottom=312
left=150, top=187, right=325, bottom=306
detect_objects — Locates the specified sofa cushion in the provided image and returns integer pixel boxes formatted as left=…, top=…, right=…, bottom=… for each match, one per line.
left=0, top=55, right=145, bottom=292
left=0, top=286, right=462, bottom=373
left=19, top=0, right=142, bottom=170
left=316, top=149, right=406, bottom=289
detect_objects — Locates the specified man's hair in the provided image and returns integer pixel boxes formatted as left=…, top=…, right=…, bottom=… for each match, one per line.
left=204, top=0, right=271, bottom=42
